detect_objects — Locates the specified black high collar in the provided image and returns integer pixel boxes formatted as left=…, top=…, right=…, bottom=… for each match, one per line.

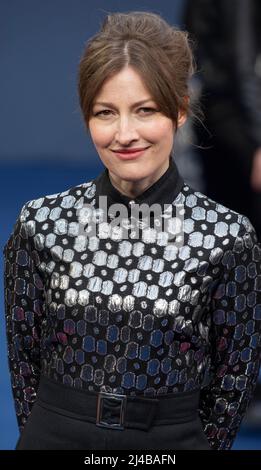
left=94, top=155, right=184, bottom=209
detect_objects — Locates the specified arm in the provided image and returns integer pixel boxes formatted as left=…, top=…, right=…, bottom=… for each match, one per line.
left=199, top=217, right=261, bottom=449
left=3, top=200, right=45, bottom=433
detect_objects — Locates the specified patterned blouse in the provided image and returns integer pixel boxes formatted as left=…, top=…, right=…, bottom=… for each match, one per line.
left=3, top=157, right=261, bottom=449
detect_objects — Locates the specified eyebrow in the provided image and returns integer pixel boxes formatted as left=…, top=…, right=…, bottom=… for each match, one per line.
left=93, top=99, right=154, bottom=108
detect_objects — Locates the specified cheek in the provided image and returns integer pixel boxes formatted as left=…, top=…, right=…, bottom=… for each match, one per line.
left=89, top=124, right=113, bottom=148
left=145, top=120, right=174, bottom=143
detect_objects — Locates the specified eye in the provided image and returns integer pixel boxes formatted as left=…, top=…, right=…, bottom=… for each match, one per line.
left=94, top=110, right=113, bottom=117
left=138, top=107, right=157, bottom=114
left=93, top=107, right=157, bottom=117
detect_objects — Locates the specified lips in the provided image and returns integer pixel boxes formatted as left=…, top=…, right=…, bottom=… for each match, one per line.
left=112, top=147, right=149, bottom=154
left=112, top=146, right=150, bottom=160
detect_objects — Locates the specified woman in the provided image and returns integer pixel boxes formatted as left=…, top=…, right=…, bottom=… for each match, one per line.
left=3, top=11, right=261, bottom=450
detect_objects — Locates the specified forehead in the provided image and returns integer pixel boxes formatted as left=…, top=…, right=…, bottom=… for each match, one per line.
left=93, top=66, right=153, bottom=103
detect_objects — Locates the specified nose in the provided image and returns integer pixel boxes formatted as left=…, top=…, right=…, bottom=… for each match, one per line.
left=114, top=115, right=139, bottom=145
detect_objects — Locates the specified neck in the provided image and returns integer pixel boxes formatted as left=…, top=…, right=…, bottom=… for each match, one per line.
left=108, top=158, right=171, bottom=199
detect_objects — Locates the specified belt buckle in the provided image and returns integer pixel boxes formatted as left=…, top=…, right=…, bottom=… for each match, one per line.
left=96, top=391, right=127, bottom=430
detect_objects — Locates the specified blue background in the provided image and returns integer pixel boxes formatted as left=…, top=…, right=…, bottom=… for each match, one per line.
left=1, top=0, right=260, bottom=450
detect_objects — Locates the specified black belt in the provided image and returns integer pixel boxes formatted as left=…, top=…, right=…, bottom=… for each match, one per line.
left=37, top=375, right=200, bottom=431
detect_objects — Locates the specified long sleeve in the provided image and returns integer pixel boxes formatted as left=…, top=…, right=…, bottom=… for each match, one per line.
left=199, top=217, right=261, bottom=449
left=3, top=201, right=45, bottom=432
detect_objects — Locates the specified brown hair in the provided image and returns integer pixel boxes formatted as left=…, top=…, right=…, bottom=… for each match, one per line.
left=78, top=11, right=197, bottom=131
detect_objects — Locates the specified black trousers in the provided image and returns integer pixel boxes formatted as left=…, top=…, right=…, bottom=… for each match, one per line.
left=16, top=376, right=211, bottom=450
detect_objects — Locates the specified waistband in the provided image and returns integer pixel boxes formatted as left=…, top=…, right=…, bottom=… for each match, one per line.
left=37, top=375, right=200, bottom=431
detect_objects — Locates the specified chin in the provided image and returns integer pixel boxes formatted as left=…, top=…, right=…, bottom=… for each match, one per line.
left=112, top=165, right=153, bottom=182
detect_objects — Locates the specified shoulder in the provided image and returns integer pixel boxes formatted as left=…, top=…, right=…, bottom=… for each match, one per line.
left=178, top=183, right=259, bottom=250
left=3, top=177, right=97, bottom=252
left=18, top=177, right=97, bottom=224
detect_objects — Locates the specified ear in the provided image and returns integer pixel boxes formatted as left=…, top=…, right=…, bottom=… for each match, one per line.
left=177, top=110, right=187, bottom=128
left=177, top=96, right=189, bottom=128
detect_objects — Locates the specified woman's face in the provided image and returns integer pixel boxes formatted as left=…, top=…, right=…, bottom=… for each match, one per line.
left=88, top=66, right=186, bottom=183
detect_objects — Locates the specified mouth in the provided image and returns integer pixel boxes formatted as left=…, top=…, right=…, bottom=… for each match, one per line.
left=112, top=146, right=150, bottom=160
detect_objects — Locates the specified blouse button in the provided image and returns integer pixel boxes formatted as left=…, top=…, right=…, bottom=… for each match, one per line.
left=128, top=200, right=135, bottom=206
